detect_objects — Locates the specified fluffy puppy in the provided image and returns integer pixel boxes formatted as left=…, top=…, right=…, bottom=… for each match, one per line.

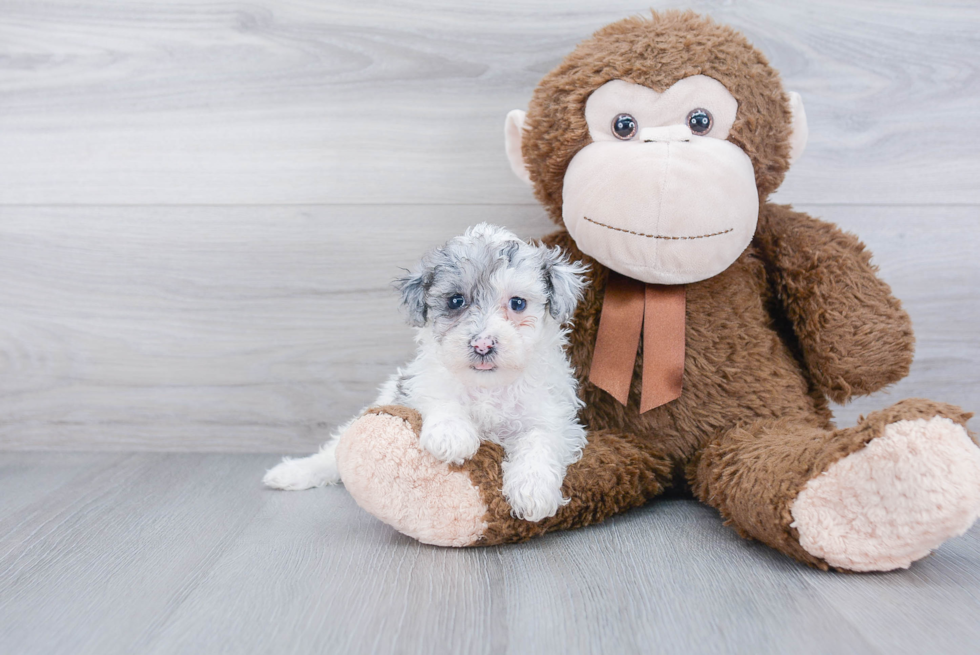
left=264, top=223, right=589, bottom=521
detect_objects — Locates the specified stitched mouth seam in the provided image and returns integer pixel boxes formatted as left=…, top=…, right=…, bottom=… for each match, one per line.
left=582, top=216, right=733, bottom=240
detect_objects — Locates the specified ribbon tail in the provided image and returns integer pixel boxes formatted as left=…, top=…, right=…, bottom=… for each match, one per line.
left=589, top=272, right=645, bottom=405
left=640, top=284, right=686, bottom=413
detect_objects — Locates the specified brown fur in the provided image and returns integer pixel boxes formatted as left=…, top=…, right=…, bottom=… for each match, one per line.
left=689, top=399, right=974, bottom=570
left=459, top=12, right=958, bottom=567
left=366, top=12, right=969, bottom=568
left=522, top=10, right=795, bottom=223
left=368, top=406, right=673, bottom=544
left=462, top=428, right=672, bottom=545
left=458, top=207, right=939, bottom=566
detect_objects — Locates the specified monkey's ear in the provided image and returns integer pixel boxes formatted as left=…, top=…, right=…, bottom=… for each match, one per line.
left=786, top=92, right=808, bottom=166
left=504, top=110, right=533, bottom=186
left=394, top=269, right=430, bottom=328
left=541, top=247, right=589, bottom=323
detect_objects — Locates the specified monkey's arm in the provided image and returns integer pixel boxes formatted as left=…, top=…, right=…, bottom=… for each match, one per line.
left=754, top=203, right=914, bottom=403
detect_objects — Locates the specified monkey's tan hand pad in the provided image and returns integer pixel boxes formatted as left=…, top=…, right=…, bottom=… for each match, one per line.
left=792, top=416, right=980, bottom=572
left=335, top=406, right=488, bottom=547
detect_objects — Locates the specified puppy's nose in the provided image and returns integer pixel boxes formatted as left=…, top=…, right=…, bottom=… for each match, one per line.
left=471, top=336, right=496, bottom=356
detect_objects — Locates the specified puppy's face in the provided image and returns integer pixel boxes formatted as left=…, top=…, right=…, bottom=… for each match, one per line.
left=428, top=259, right=550, bottom=387
left=396, top=224, right=587, bottom=388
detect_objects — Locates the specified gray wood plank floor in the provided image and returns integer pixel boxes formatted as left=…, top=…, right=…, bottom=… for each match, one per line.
left=2, top=452, right=980, bottom=655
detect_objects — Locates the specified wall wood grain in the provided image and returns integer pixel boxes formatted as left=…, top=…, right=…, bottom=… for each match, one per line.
left=0, top=205, right=974, bottom=451
left=0, top=1, right=977, bottom=450
left=0, top=0, right=978, bottom=205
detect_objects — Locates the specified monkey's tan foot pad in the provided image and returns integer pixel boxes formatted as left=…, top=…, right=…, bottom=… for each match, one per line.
left=335, top=407, right=488, bottom=547
left=791, top=417, right=980, bottom=572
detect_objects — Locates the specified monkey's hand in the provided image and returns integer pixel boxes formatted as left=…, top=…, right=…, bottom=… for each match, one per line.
left=755, top=204, right=914, bottom=403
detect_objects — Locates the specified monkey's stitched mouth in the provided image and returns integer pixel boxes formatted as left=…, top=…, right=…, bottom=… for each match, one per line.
left=582, top=216, right=733, bottom=240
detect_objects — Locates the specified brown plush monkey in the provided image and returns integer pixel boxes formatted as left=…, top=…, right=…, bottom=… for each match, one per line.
left=334, top=11, right=980, bottom=571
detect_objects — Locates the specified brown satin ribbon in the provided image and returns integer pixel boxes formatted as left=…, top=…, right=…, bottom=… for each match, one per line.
left=589, top=271, right=686, bottom=413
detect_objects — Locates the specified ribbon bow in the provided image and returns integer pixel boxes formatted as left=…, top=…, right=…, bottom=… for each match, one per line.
left=588, top=271, right=686, bottom=413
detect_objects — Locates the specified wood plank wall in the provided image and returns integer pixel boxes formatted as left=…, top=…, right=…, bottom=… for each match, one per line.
left=1, top=0, right=978, bottom=451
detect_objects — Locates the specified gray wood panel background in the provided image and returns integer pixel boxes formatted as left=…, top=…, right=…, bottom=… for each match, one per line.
left=1, top=0, right=978, bottom=451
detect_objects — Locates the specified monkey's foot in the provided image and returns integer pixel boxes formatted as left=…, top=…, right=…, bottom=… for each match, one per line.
left=335, top=406, right=488, bottom=547
left=791, top=417, right=980, bottom=571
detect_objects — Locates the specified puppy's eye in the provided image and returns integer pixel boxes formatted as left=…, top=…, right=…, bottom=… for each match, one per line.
left=447, top=294, right=466, bottom=310
left=612, top=113, right=637, bottom=140
left=509, top=297, right=527, bottom=312
left=687, top=108, right=713, bottom=135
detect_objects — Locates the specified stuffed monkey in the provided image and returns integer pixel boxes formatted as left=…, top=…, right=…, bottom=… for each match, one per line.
left=334, top=11, right=980, bottom=571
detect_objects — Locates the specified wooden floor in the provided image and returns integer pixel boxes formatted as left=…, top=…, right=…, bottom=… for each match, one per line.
left=3, top=1, right=980, bottom=653
left=1, top=452, right=979, bottom=655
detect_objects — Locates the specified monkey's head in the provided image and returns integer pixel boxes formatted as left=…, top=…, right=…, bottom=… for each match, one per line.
left=505, top=11, right=807, bottom=284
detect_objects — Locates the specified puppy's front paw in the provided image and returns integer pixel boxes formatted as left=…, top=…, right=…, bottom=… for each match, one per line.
left=502, top=463, right=568, bottom=522
left=419, top=415, right=481, bottom=465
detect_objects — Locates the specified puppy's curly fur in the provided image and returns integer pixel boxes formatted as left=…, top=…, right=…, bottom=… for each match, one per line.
left=265, top=224, right=589, bottom=522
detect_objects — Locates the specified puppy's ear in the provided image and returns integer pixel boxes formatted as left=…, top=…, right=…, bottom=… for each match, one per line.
left=540, top=246, right=589, bottom=323
left=394, top=267, right=430, bottom=327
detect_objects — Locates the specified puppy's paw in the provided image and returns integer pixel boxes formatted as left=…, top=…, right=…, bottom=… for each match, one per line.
left=263, top=450, right=340, bottom=490
left=419, top=415, right=481, bottom=465
left=502, top=463, right=568, bottom=522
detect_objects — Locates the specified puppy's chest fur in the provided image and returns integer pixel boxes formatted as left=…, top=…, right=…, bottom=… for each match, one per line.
left=457, top=385, right=535, bottom=444
left=397, top=369, right=539, bottom=444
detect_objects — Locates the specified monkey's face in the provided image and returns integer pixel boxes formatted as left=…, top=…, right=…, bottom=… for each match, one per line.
left=561, top=76, right=758, bottom=284
left=504, top=13, right=809, bottom=286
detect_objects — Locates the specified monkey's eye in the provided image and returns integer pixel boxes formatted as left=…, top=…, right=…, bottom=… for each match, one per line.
left=509, top=297, right=527, bottom=312
left=448, top=294, right=466, bottom=310
left=611, top=113, right=637, bottom=140
left=687, top=108, right=713, bottom=135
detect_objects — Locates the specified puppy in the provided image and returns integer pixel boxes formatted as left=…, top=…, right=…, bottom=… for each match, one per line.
left=264, top=223, right=588, bottom=522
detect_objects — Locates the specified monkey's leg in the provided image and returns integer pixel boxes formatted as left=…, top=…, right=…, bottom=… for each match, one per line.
left=690, top=399, right=980, bottom=571
left=335, top=406, right=672, bottom=547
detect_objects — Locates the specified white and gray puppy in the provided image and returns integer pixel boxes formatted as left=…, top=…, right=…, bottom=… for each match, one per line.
left=264, top=223, right=589, bottom=522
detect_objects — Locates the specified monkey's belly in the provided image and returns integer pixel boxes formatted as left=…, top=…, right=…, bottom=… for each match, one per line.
left=581, top=252, right=825, bottom=460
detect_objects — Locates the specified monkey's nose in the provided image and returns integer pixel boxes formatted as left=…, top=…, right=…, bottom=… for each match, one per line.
left=640, top=125, right=692, bottom=143
left=471, top=336, right=496, bottom=356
